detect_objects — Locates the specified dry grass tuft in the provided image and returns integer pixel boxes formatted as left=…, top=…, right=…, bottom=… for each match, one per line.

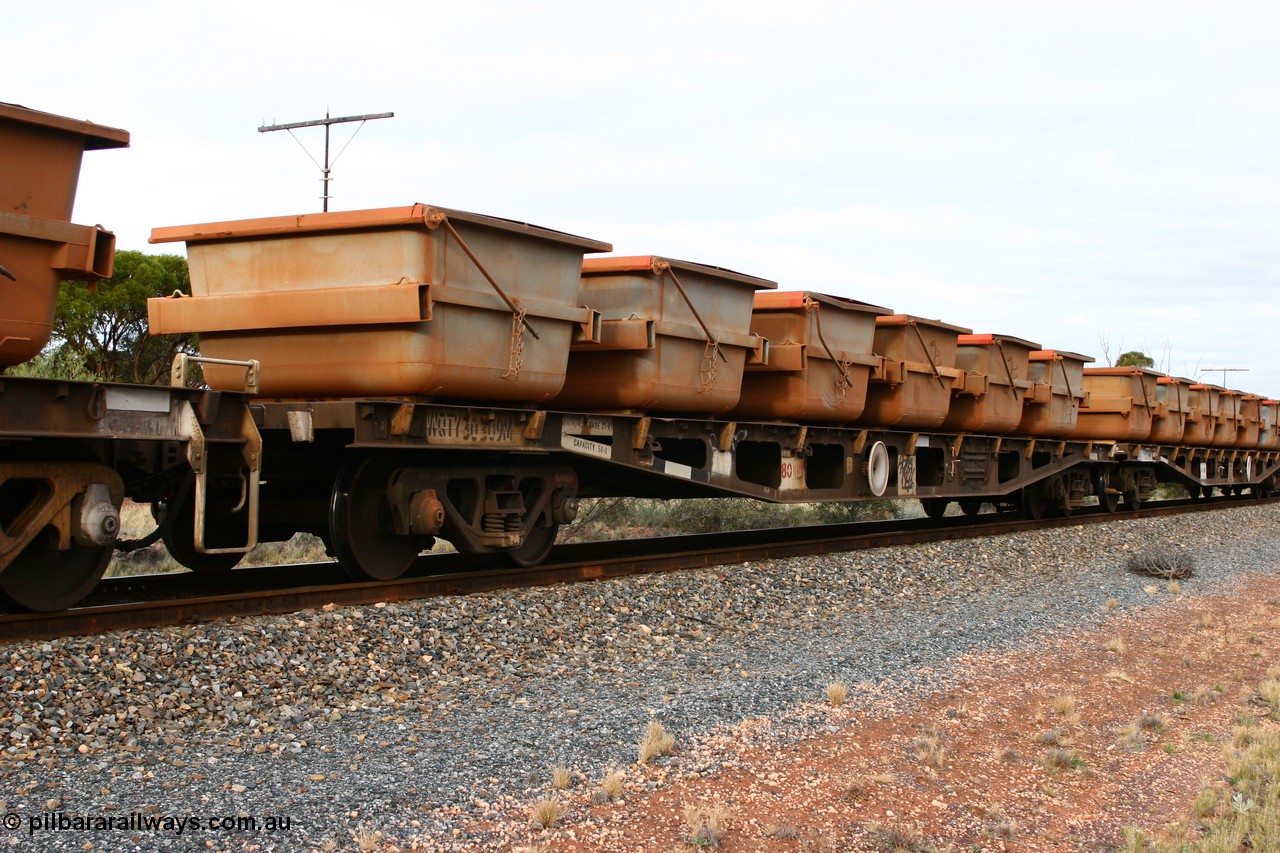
left=1136, top=712, right=1168, bottom=732
left=550, top=765, right=572, bottom=790
left=1047, top=694, right=1081, bottom=725
left=1106, top=669, right=1136, bottom=683
left=1105, top=597, right=1119, bottom=611
left=1116, top=722, right=1147, bottom=751
left=1040, top=747, right=1082, bottom=773
left=1233, top=724, right=1263, bottom=748
left=1126, top=545, right=1194, bottom=579
left=991, top=818, right=1019, bottom=840
left=765, top=823, right=801, bottom=840
left=1167, top=579, right=1182, bottom=595
left=1106, top=634, right=1128, bottom=654
left=351, top=825, right=383, bottom=852
left=867, top=772, right=899, bottom=786
left=595, top=769, right=624, bottom=803
left=995, top=746, right=1022, bottom=762
left=529, top=798, right=563, bottom=830
left=637, top=720, right=676, bottom=764
left=1116, top=713, right=1166, bottom=751
left=838, top=778, right=867, bottom=801
left=806, top=829, right=839, bottom=852
left=826, top=681, right=849, bottom=707
left=867, top=822, right=932, bottom=852
left=1194, top=612, right=1216, bottom=630
left=682, top=802, right=731, bottom=849
left=984, top=807, right=1019, bottom=841
left=1260, top=679, right=1280, bottom=719
left=1143, top=584, right=1159, bottom=597
left=1036, top=728, right=1069, bottom=747
left=914, top=727, right=948, bottom=768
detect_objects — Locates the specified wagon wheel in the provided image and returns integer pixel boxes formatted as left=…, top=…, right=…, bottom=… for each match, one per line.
left=1095, top=470, right=1120, bottom=513
left=1020, top=483, right=1048, bottom=520
left=0, top=535, right=112, bottom=612
left=958, top=498, right=984, bottom=516
left=159, top=478, right=245, bottom=575
left=504, top=521, right=560, bottom=568
left=329, top=453, right=432, bottom=581
left=920, top=498, right=950, bottom=519
left=1122, top=482, right=1144, bottom=510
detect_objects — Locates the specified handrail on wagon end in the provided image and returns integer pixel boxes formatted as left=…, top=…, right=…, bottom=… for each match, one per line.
left=171, top=353, right=260, bottom=395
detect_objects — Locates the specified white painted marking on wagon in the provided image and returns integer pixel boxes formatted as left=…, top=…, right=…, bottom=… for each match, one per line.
left=562, top=435, right=611, bottom=459
left=664, top=461, right=693, bottom=480
left=105, top=388, right=171, bottom=413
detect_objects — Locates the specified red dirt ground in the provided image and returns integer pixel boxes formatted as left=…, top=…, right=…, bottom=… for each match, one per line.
left=480, top=572, right=1280, bottom=852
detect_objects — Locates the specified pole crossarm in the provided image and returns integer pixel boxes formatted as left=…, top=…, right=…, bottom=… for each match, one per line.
left=1198, top=368, right=1249, bottom=387
left=258, top=112, right=394, bottom=133
left=258, top=110, right=394, bottom=212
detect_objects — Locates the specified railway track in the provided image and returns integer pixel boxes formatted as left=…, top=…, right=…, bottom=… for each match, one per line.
left=0, top=496, right=1264, bottom=643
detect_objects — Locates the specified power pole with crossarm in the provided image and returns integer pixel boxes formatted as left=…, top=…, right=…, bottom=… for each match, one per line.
left=1198, top=368, right=1249, bottom=387
left=258, top=111, right=393, bottom=212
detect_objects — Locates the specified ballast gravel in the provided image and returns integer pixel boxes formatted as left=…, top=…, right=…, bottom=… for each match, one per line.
left=2, top=503, right=1279, bottom=852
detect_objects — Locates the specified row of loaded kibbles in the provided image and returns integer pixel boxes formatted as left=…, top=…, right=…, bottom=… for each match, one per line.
left=145, top=202, right=1277, bottom=449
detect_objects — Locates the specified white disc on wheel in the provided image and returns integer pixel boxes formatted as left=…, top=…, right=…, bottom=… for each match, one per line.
left=867, top=441, right=890, bottom=497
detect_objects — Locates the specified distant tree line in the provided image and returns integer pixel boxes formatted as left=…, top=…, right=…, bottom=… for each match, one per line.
left=8, top=250, right=197, bottom=384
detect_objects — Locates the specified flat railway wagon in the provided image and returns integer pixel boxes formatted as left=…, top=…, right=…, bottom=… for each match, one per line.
left=0, top=103, right=258, bottom=611
left=147, top=209, right=1280, bottom=585
left=5, top=103, right=1279, bottom=610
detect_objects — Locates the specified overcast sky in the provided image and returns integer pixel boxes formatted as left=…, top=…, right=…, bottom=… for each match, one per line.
left=12, top=1, right=1280, bottom=394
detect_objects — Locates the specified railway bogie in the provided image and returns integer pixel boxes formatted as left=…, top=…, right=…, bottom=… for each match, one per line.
left=0, top=376, right=260, bottom=609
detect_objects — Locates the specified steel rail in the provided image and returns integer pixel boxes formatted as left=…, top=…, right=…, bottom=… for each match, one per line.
left=0, top=496, right=1268, bottom=643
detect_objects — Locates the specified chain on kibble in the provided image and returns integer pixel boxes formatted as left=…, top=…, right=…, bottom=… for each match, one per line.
left=502, top=304, right=527, bottom=380
left=699, top=339, right=721, bottom=393
left=834, top=354, right=853, bottom=403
